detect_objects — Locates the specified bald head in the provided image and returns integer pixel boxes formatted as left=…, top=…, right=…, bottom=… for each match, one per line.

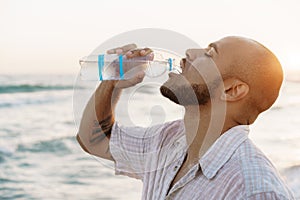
left=213, top=36, right=283, bottom=123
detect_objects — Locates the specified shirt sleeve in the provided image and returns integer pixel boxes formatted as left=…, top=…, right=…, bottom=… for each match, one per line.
left=109, top=120, right=184, bottom=180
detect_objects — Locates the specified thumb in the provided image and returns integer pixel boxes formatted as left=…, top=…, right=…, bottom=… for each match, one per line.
left=115, top=71, right=145, bottom=89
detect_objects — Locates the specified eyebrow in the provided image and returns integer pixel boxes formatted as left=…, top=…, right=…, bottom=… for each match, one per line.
left=208, top=43, right=219, bottom=54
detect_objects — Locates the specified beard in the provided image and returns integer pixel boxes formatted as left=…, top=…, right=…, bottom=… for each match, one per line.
left=160, top=76, right=220, bottom=106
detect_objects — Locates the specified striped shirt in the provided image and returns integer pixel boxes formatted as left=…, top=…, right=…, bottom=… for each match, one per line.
left=109, top=120, right=295, bottom=200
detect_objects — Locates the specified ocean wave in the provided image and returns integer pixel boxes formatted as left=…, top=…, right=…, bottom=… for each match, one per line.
left=281, top=165, right=300, bottom=198
left=0, top=146, right=14, bottom=163
left=0, top=84, right=75, bottom=94
left=0, top=97, right=69, bottom=108
left=282, top=165, right=300, bottom=177
left=0, top=155, right=5, bottom=163
left=0, top=146, right=14, bottom=155
left=0, top=91, right=72, bottom=108
left=16, top=137, right=74, bottom=155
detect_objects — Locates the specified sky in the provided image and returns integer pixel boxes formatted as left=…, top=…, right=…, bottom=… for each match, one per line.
left=1, top=0, right=300, bottom=74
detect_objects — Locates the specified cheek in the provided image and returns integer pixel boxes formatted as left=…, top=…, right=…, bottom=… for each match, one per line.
left=212, top=57, right=227, bottom=76
left=184, top=65, right=206, bottom=85
left=188, top=60, right=223, bottom=85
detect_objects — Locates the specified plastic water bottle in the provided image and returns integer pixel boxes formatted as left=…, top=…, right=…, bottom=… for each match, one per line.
left=79, top=51, right=181, bottom=81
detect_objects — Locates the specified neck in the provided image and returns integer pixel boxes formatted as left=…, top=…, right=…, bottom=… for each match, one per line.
left=183, top=101, right=229, bottom=164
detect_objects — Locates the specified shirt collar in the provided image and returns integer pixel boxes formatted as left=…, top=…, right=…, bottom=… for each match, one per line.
left=199, top=125, right=249, bottom=179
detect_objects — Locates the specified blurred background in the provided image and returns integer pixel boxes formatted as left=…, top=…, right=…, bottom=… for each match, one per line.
left=0, top=0, right=299, bottom=199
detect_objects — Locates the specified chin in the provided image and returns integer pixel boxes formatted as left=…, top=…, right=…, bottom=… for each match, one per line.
left=160, top=85, right=180, bottom=104
left=160, top=81, right=211, bottom=106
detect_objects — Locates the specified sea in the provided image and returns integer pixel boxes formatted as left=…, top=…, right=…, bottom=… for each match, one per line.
left=0, top=74, right=299, bottom=200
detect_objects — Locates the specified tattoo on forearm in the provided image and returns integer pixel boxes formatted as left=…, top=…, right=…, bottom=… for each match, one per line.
left=90, top=115, right=113, bottom=144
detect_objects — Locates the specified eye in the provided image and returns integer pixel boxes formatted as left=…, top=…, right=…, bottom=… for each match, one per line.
left=205, top=47, right=214, bottom=57
left=180, top=58, right=186, bottom=70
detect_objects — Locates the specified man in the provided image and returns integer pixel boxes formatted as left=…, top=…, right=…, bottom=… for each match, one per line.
left=76, top=36, right=295, bottom=199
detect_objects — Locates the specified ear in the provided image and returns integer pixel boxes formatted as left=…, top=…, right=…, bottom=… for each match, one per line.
left=221, top=78, right=249, bottom=101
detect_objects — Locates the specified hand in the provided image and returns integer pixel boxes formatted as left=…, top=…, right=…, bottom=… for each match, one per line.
left=107, top=43, right=137, bottom=55
left=106, top=44, right=153, bottom=89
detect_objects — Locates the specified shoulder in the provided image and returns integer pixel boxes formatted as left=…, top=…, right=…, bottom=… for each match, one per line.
left=145, top=119, right=184, bottom=138
left=159, top=119, right=184, bottom=133
left=148, top=119, right=184, bottom=130
left=247, top=191, right=294, bottom=200
left=232, top=139, right=294, bottom=199
left=113, top=119, right=183, bottom=134
left=146, top=119, right=185, bottom=146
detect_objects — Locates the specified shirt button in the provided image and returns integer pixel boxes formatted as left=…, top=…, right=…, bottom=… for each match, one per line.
left=174, top=166, right=178, bottom=171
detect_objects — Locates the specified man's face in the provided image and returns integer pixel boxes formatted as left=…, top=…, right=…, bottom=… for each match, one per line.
left=160, top=42, right=224, bottom=106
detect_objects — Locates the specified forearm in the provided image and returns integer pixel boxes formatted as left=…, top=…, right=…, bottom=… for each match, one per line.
left=77, top=81, right=121, bottom=159
left=76, top=44, right=149, bottom=158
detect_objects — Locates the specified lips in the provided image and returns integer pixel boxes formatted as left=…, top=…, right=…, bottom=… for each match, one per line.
left=168, top=72, right=178, bottom=78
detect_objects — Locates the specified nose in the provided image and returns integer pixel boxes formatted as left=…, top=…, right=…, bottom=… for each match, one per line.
left=185, top=49, right=206, bottom=61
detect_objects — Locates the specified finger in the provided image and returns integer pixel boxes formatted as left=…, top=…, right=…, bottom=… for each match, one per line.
left=106, top=49, right=115, bottom=54
left=115, top=49, right=123, bottom=55
left=140, top=48, right=153, bottom=56
left=126, top=48, right=153, bottom=59
left=125, top=49, right=141, bottom=58
left=125, top=51, right=133, bottom=57
left=126, top=51, right=154, bottom=60
left=120, top=43, right=137, bottom=53
left=106, top=43, right=137, bottom=55
left=106, top=48, right=123, bottom=55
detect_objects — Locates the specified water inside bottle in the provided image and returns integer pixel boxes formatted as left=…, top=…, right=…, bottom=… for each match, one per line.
left=79, top=50, right=182, bottom=81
